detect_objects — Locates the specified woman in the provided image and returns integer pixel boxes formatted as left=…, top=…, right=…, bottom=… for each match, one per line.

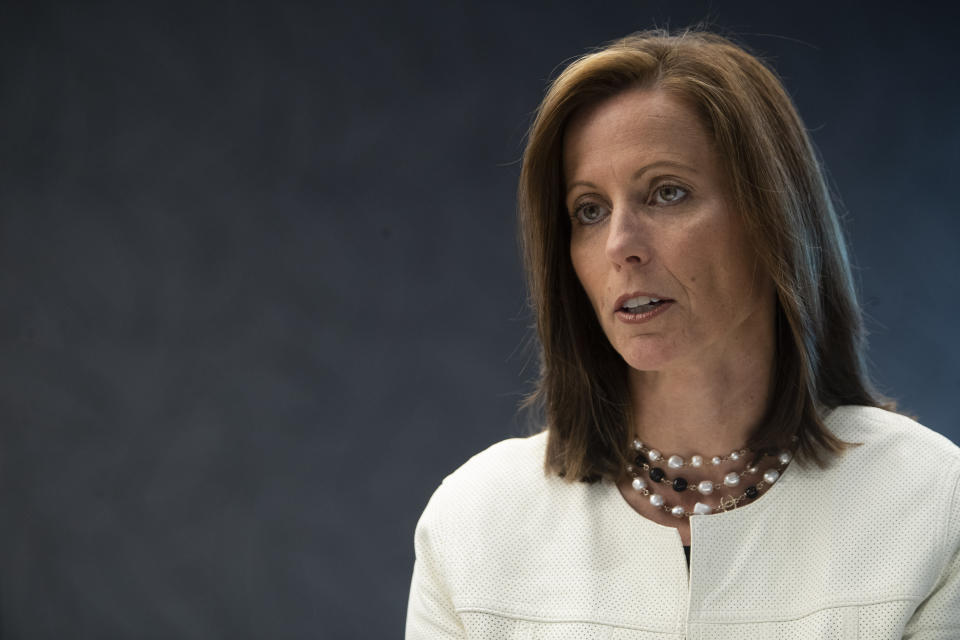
left=405, top=29, right=960, bottom=639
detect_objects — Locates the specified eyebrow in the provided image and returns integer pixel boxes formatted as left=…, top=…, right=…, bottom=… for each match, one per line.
left=565, top=160, right=699, bottom=195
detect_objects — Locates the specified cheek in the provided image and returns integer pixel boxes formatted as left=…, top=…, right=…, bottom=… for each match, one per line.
left=569, top=245, right=581, bottom=286
left=570, top=244, right=606, bottom=312
left=672, top=212, right=743, bottom=288
left=667, top=232, right=716, bottom=291
left=569, top=242, right=589, bottom=288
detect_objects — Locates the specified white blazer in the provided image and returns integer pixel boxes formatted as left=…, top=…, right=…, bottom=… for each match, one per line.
left=405, top=406, right=960, bottom=639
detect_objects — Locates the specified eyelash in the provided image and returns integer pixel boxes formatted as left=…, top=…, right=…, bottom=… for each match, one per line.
left=570, top=183, right=690, bottom=226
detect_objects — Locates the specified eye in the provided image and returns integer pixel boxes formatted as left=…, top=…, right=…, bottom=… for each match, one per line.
left=652, top=184, right=688, bottom=205
left=571, top=201, right=610, bottom=225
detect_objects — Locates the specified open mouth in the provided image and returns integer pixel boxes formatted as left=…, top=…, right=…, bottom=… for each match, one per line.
left=621, top=300, right=668, bottom=314
left=618, top=294, right=673, bottom=314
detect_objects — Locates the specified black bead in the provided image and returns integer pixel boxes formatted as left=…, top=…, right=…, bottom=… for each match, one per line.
left=649, top=467, right=665, bottom=482
left=746, top=485, right=758, bottom=499
left=672, top=477, right=688, bottom=492
left=634, top=453, right=647, bottom=467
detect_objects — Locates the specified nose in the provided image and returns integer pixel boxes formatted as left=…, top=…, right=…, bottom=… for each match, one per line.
left=604, top=203, right=651, bottom=269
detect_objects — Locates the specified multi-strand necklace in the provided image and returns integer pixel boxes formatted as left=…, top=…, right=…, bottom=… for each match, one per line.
left=626, top=438, right=796, bottom=519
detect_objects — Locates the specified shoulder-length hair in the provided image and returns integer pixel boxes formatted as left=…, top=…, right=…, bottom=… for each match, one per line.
left=517, top=28, right=894, bottom=483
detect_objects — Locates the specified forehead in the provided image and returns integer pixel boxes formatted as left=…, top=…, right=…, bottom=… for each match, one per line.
left=562, top=88, right=715, bottom=182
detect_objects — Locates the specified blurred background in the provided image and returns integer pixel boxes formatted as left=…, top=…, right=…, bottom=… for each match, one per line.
left=0, top=0, right=957, bottom=637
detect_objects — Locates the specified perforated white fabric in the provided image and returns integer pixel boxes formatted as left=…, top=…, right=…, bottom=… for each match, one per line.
left=405, top=406, right=960, bottom=639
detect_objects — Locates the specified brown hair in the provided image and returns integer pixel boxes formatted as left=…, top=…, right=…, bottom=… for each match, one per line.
left=517, top=27, right=895, bottom=483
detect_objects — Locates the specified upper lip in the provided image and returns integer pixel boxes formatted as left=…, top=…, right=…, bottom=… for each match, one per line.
left=613, top=291, right=673, bottom=312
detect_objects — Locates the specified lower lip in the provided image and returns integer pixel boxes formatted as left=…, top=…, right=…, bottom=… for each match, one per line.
left=615, top=301, right=674, bottom=323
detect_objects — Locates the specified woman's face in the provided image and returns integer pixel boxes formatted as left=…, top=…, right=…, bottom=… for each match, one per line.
left=563, top=88, right=775, bottom=374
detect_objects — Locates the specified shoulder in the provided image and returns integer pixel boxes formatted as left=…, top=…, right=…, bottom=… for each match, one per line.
left=824, top=405, right=960, bottom=470
left=822, top=407, right=960, bottom=609
left=413, top=429, right=609, bottom=608
left=415, top=429, right=591, bottom=559
left=819, top=406, right=960, bottom=554
left=425, top=430, right=554, bottom=522
left=440, top=430, right=550, bottom=489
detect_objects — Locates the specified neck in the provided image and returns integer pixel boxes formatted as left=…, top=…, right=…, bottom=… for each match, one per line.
left=628, top=332, right=775, bottom=460
left=622, top=342, right=776, bottom=514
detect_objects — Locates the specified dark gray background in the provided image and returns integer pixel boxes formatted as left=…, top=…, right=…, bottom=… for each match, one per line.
left=0, top=0, right=957, bottom=638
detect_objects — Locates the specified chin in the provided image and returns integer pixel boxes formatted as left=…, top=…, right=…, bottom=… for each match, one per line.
left=623, top=359, right=671, bottom=373
left=617, top=344, right=679, bottom=373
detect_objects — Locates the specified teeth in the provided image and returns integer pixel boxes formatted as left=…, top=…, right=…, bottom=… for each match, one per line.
left=623, top=295, right=660, bottom=308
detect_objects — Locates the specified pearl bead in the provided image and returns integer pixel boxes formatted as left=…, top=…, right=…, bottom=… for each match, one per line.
left=747, top=466, right=758, bottom=474
left=711, top=456, right=722, bottom=465
left=693, top=502, right=712, bottom=515
left=667, top=455, right=684, bottom=469
left=649, top=493, right=664, bottom=507
left=763, top=469, right=780, bottom=484
left=723, top=472, right=740, bottom=487
left=671, top=505, right=685, bottom=518
left=632, top=439, right=643, bottom=450
left=697, top=480, right=714, bottom=495
left=631, top=477, right=647, bottom=491
left=730, top=451, right=740, bottom=461
left=648, top=449, right=662, bottom=462
left=779, top=451, right=792, bottom=465
left=690, top=455, right=703, bottom=467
